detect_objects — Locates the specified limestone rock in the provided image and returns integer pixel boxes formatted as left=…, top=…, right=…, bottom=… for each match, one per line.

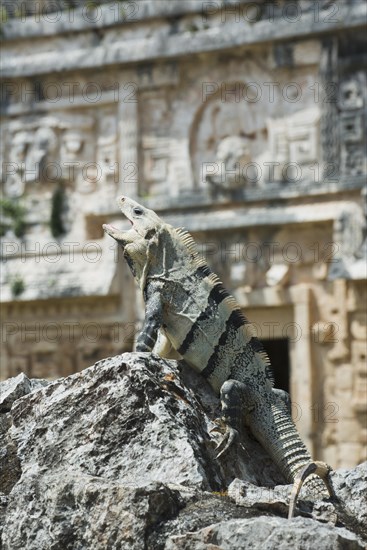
left=3, top=474, right=182, bottom=550
left=0, top=414, right=21, bottom=495
left=330, top=464, right=367, bottom=539
left=165, top=517, right=364, bottom=550
left=0, top=353, right=366, bottom=549
left=0, top=372, right=49, bottom=412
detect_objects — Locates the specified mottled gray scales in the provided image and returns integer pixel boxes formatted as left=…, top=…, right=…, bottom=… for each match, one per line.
left=103, top=196, right=334, bottom=520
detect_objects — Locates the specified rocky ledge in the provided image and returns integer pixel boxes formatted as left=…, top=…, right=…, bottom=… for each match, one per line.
left=0, top=353, right=366, bottom=549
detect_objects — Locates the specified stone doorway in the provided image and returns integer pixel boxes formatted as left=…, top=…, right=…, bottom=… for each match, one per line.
left=261, top=338, right=290, bottom=394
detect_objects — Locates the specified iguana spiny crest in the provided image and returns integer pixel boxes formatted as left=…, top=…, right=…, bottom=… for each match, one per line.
left=103, top=196, right=333, bottom=519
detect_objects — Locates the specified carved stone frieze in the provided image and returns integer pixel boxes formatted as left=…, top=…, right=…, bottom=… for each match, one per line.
left=267, top=106, right=320, bottom=183
left=206, top=135, right=252, bottom=195
left=339, top=71, right=366, bottom=178
left=5, top=126, right=58, bottom=197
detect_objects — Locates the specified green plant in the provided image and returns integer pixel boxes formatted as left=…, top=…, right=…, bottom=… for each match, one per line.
left=0, top=198, right=26, bottom=238
left=50, top=187, right=66, bottom=238
left=11, top=276, right=25, bottom=298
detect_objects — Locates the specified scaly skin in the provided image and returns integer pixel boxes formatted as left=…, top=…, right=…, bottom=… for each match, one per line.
left=103, top=196, right=333, bottom=518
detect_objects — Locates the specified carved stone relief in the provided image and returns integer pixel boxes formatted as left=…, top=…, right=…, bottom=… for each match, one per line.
left=5, top=126, right=58, bottom=197
left=339, top=71, right=366, bottom=177
left=189, top=76, right=321, bottom=193
left=206, top=136, right=252, bottom=195
left=1, top=105, right=121, bottom=205
left=267, top=106, right=320, bottom=183
left=97, top=112, right=118, bottom=187
left=142, top=136, right=170, bottom=196
left=191, top=85, right=268, bottom=191
left=339, top=73, right=365, bottom=111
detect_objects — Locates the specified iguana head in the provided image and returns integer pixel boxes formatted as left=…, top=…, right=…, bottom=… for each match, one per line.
left=103, top=196, right=163, bottom=285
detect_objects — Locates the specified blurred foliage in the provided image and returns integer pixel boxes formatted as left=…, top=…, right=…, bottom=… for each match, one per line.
left=0, top=198, right=26, bottom=238
left=10, top=275, right=25, bottom=298
left=50, top=186, right=66, bottom=238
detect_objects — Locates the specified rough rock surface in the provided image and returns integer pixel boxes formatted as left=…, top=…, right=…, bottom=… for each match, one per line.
left=0, top=372, right=49, bottom=412
left=0, top=353, right=366, bottom=549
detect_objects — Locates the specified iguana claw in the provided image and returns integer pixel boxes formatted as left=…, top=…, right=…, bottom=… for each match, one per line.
left=288, top=461, right=333, bottom=519
left=209, top=425, right=223, bottom=434
left=214, top=427, right=239, bottom=459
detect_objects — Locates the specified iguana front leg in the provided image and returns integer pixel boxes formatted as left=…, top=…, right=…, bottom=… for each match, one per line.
left=136, top=292, right=163, bottom=352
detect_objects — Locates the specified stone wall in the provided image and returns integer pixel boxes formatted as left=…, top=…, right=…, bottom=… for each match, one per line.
left=1, top=0, right=366, bottom=468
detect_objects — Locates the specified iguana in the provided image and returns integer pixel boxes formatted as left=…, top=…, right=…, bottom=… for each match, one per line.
left=103, top=196, right=334, bottom=519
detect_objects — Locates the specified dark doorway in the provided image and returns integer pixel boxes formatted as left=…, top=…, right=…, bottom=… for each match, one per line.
left=260, top=338, right=290, bottom=394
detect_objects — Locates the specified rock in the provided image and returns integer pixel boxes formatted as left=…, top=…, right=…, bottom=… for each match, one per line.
left=2, top=474, right=182, bottom=550
left=228, top=478, right=339, bottom=524
left=330, top=464, right=367, bottom=539
left=0, top=494, right=8, bottom=544
left=0, top=414, right=21, bottom=495
left=228, top=478, right=290, bottom=516
left=7, top=354, right=222, bottom=490
left=165, top=517, right=364, bottom=550
left=0, top=353, right=366, bottom=549
left=0, top=373, right=49, bottom=412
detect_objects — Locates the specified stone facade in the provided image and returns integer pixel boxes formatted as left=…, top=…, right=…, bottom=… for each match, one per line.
left=1, top=0, right=366, bottom=468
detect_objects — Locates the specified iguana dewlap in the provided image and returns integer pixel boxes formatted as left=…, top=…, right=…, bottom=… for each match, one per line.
left=103, top=196, right=333, bottom=518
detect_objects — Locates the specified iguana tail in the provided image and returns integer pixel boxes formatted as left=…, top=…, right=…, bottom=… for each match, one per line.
left=249, top=401, right=333, bottom=518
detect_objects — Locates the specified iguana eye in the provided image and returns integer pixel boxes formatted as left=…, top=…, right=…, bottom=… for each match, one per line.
left=133, top=207, right=143, bottom=215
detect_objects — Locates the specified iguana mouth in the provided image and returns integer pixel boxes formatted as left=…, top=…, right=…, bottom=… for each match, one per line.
left=102, top=222, right=137, bottom=245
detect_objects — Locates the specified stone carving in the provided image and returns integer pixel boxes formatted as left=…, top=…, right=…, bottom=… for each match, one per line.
left=267, top=107, right=320, bottom=182
left=339, top=75, right=364, bottom=110
left=5, top=127, right=58, bottom=197
left=142, top=136, right=170, bottom=196
left=58, top=115, right=95, bottom=193
left=319, top=38, right=339, bottom=178
left=5, top=131, right=28, bottom=197
left=97, top=114, right=118, bottom=188
left=206, top=135, right=251, bottom=194
left=60, top=132, right=84, bottom=163
left=339, top=72, right=366, bottom=177
left=190, top=82, right=269, bottom=191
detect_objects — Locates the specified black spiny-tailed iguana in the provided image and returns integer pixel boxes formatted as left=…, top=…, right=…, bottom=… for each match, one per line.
left=103, top=196, right=334, bottom=519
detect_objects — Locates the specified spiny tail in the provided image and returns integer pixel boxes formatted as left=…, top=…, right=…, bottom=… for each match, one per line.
left=250, top=401, right=333, bottom=518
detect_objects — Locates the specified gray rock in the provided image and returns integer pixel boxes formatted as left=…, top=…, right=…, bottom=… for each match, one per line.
left=0, top=493, right=8, bottom=544
left=0, top=414, right=21, bottom=495
left=165, top=517, right=364, bottom=550
left=0, top=353, right=365, bottom=549
left=330, top=464, right=367, bottom=539
left=8, top=354, right=221, bottom=490
left=228, top=478, right=291, bottom=516
left=228, top=477, right=339, bottom=524
left=2, top=473, right=182, bottom=550
left=0, top=373, right=49, bottom=412
left=0, top=373, right=31, bottom=412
